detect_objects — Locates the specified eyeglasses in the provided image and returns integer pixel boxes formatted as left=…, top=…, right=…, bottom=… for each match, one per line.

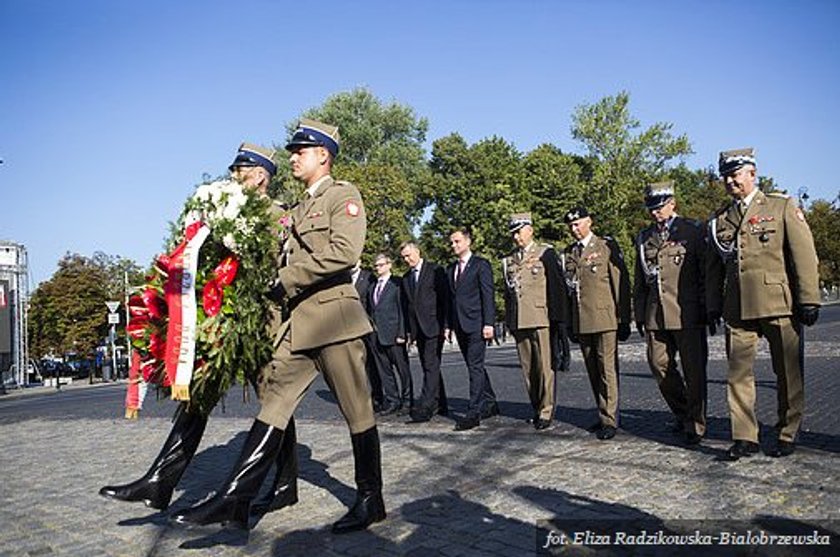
left=374, top=262, right=389, bottom=267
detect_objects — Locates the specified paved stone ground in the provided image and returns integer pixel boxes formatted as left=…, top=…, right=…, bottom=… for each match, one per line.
left=2, top=308, right=839, bottom=556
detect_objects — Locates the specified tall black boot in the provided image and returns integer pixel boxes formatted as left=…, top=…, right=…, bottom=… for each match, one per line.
left=169, top=419, right=284, bottom=530
left=332, top=426, right=386, bottom=534
left=250, top=416, right=299, bottom=515
left=99, top=403, right=207, bottom=510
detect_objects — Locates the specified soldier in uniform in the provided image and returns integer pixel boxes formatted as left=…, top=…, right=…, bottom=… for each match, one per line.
left=502, top=213, right=567, bottom=430
left=562, top=206, right=631, bottom=440
left=634, top=181, right=708, bottom=445
left=707, top=148, right=820, bottom=460
left=100, top=143, right=299, bottom=517
left=171, top=119, right=385, bottom=533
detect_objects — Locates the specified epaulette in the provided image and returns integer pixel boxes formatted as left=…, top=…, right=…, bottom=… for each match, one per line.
left=335, top=180, right=352, bottom=187
left=710, top=203, right=729, bottom=220
left=766, top=192, right=790, bottom=199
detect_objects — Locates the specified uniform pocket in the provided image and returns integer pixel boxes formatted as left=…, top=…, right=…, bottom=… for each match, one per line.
left=764, top=272, right=791, bottom=307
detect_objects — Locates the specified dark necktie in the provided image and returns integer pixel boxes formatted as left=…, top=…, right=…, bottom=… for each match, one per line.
left=373, top=280, right=384, bottom=305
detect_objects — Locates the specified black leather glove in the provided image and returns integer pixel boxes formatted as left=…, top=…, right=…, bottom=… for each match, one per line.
left=707, top=320, right=718, bottom=337
left=635, top=321, right=645, bottom=338
left=797, top=305, right=820, bottom=327
left=617, top=323, right=631, bottom=342
left=567, top=326, right=579, bottom=345
left=267, top=281, right=287, bottom=304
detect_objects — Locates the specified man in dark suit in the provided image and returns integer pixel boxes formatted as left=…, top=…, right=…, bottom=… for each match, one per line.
left=399, top=241, right=449, bottom=422
left=446, top=228, right=499, bottom=431
left=353, top=262, right=384, bottom=412
left=369, top=253, right=413, bottom=415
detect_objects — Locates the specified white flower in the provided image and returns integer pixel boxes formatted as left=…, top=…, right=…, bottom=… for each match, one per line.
left=222, top=233, right=238, bottom=252
left=194, top=184, right=213, bottom=202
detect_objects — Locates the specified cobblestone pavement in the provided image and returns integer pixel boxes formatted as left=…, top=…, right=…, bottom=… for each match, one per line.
left=1, top=307, right=838, bottom=556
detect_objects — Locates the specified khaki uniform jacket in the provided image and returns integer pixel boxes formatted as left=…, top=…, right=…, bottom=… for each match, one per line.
left=562, top=235, right=631, bottom=334
left=634, top=216, right=706, bottom=330
left=706, top=190, right=820, bottom=322
left=503, top=243, right=564, bottom=331
left=274, top=177, right=372, bottom=351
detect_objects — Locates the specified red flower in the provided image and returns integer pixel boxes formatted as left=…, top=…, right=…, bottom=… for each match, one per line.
left=202, top=279, right=223, bottom=317
left=149, top=333, right=166, bottom=361
left=214, top=256, right=239, bottom=286
left=142, top=288, right=167, bottom=319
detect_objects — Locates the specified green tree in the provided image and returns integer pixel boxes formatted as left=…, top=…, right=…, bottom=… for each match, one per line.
left=520, top=144, right=589, bottom=244
left=808, top=199, right=840, bottom=287
left=28, top=252, right=142, bottom=362
left=570, top=91, right=692, bottom=258
left=424, top=133, right=525, bottom=261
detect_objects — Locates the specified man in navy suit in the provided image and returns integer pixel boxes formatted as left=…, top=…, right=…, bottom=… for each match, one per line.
left=399, top=241, right=449, bottom=422
left=353, top=262, right=384, bottom=412
left=369, top=254, right=413, bottom=415
left=446, top=228, right=499, bottom=431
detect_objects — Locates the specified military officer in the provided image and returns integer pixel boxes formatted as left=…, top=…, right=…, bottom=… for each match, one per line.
left=562, top=206, right=631, bottom=440
left=503, top=213, right=567, bottom=430
left=171, top=119, right=385, bottom=533
left=634, top=181, right=708, bottom=445
left=99, top=143, right=299, bottom=518
left=707, top=148, right=820, bottom=460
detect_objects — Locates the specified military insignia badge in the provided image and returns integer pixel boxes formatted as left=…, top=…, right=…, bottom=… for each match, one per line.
left=345, top=201, right=360, bottom=216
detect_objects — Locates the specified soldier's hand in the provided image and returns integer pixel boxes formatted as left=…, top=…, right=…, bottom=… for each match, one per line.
left=707, top=321, right=717, bottom=336
left=797, top=305, right=820, bottom=327
left=635, top=322, right=645, bottom=338
left=617, top=323, right=631, bottom=342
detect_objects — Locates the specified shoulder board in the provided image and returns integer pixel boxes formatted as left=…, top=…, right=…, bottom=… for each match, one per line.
left=334, top=180, right=352, bottom=187
left=680, top=217, right=702, bottom=228
left=539, top=242, right=554, bottom=250
left=766, top=192, right=791, bottom=201
left=710, top=204, right=729, bottom=219
left=603, top=235, right=618, bottom=246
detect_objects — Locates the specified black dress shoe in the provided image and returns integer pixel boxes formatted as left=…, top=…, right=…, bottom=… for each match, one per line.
left=534, top=419, right=552, bottom=431
left=481, top=402, right=500, bottom=419
left=454, top=416, right=480, bottom=431
left=684, top=431, right=703, bottom=446
left=596, top=426, right=616, bottom=440
left=727, top=440, right=760, bottom=460
left=377, top=404, right=400, bottom=416
left=669, top=420, right=685, bottom=434
left=769, top=440, right=796, bottom=458
left=408, top=409, right=433, bottom=423
left=586, top=421, right=603, bottom=433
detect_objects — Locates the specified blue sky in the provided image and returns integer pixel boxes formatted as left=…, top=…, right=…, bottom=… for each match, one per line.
left=2, top=0, right=838, bottom=285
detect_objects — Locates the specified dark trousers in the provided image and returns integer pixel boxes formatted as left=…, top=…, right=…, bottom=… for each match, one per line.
left=415, top=335, right=448, bottom=414
left=372, top=341, right=413, bottom=408
left=455, top=329, right=497, bottom=418
left=362, top=333, right=384, bottom=406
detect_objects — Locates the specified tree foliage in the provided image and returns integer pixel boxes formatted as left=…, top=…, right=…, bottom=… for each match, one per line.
left=808, top=200, right=840, bottom=287
left=570, top=91, right=692, bottom=260
left=28, top=252, right=141, bottom=360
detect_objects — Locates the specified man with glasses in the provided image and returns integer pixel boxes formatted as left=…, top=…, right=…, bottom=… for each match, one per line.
left=634, top=181, right=708, bottom=445
left=707, top=148, right=820, bottom=460
left=368, top=253, right=413, bottom=416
